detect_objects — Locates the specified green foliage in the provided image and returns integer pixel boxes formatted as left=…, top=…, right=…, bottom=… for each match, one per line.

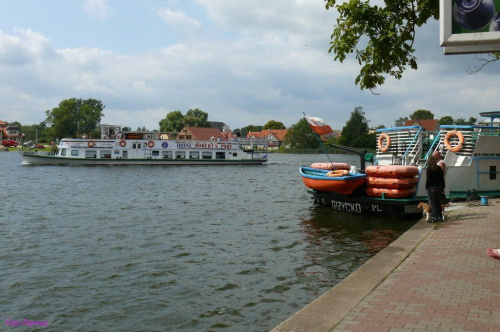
left=44, top=98, right=105, bottom=140
left=338, top=106, right=373, bottom=148
left=263, top=120, right=286, bottom=130
left=410, top=109, right=434, bottom=120
left=439, top=116, right=454, bottom=125
left=20, top=122, right=48, bottom=142
left=159, top=108, right=210, bottom=132
left=395, top=116, right=409, bottom=126
left=435, top=115, right=477, bottom=126
left=454, top=117, right=477, bottom=125
left=184, top=108, right=210, bottom=127
left=159, top=111, right=184, bottom=132
left=324, top=0, right=439, bottom=90
left=284, top=118, right=319, bottom=149
left=239, top=125, right=263, bottom=138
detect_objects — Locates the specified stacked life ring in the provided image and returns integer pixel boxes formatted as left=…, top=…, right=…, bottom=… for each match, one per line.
left=87, top=140, right=95, bottom=148
left=444, top=130, right=464, bottom=152
left=119, top=140, right=126, bottom=147
left=378, top=133, right=391, bottom=152
left=147, top=141, right=154, bottom=148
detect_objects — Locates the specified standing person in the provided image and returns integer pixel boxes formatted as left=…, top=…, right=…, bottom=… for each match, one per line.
left=425, top=156, right=446, bottom=223
left=433, top=150, right=445, bottom=172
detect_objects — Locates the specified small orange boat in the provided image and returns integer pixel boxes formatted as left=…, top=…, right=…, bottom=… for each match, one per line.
left=300, top=167, right=366, bottom=194
left=310, top=162, right=351, bottom=171
left=366, top=187, right=416, bottom=199
left=365, top=165, right=419, bottom=178
left=365, top=176, right=419, bottom=189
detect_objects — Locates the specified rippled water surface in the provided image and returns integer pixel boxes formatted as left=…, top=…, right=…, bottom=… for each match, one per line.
left=1, top=152, right=417, bottom=331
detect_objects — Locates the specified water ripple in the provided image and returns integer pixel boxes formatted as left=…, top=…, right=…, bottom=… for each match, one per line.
left=0, top=152, right=417, bottom=331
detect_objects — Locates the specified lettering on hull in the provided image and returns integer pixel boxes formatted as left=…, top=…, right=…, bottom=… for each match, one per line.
left=315, top=197, right=383, bottom=214
left=330, top=200, right=362, bottom=213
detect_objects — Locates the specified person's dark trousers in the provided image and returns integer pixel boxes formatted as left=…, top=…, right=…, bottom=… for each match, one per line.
left=427, top=186, right=443, bottom=221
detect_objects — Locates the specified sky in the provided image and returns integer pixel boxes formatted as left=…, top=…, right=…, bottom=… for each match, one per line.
left=0, top=0, right=498, bottom=131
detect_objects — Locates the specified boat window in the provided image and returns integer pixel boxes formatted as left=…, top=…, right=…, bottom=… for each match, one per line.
left=176, top=151, right=186, bottom=159
left=61, top=149, right=67, bottom=156
left=132, top=143, right=142, bottom=149
left=162, top=151, right=173, bottom=159
left=100, top=150, right=112, bottom=158
left=491, top=166, right=497, bottom=180
left=71, top=150, right=79, bottom=156
left=189, top=151, right=200, bottom=159
left=232, top=153, right=238, bottom=157
left=202, top=152, right=212, bottom=159
left=152, top=150, right=159, bottom=157
left=85, top=150, right=97, bottom=158
left=215, top=152, right=225, bottom=159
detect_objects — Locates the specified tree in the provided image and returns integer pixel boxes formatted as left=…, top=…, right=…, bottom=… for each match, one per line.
left=239, top=125, right=263, bottom=138
left=159, top=111, right=184, bottom=132
left=439, top=116, right=454, bottom=125
left=159, top=108, right=210, bottom=132
left=263, top=120, right=286, bottom=130
left=324, top=0, right=439, bottom=90
left=283, top=118, right=319, bottom=149
left=395, top=116, right=409, bottom=127
left=45, top=98, right=105, bottom=139
left=454, top=117, right=477, bottom=125
left=184, top=108, right=210, bottom=127
left=338, top=106, right=373, bottom=148
left=21, top=122, right=48, bottom=142
left=410, top=109, right=434, bottom=120
left=438, top=116, right=476, bottom=125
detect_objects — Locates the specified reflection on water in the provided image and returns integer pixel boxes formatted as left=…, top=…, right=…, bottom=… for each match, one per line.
left=299, top=207, right=416, bottom=285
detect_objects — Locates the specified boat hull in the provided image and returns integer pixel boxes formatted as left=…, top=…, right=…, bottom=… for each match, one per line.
left=309, top=189, right=422, bottom=217
left=21, top=153, right=267, bottom=166
left=300, top=167, right=366, bottom=194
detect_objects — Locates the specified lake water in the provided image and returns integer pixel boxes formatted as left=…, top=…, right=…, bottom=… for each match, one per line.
left=1, top=152, right=417, bottom=331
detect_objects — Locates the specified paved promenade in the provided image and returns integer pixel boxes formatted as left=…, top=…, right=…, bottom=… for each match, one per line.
left=274, top=198, right=500, bottom=331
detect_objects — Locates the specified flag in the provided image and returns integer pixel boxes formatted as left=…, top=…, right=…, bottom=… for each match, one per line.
left=305, top=116, right=333, bottom=135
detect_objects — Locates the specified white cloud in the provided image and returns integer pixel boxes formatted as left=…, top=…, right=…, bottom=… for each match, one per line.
left=81, top=0, right=111, bottom=20
left=0, top=1, right=498, bottom=132
left=157, top=8, right=202, bottom=29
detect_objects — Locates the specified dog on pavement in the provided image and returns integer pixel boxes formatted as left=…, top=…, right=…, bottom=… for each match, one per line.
left=417, top=202, right=451, bottom=221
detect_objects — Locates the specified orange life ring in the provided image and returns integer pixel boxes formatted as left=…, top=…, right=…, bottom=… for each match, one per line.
left=444, top=130, right=464, bottom=152
left=326, top=170, right=349, bottom=177
left=378, top=133, right=391, bottom=152
left=147, top=141, right=154, bottom=148
left=88, top=140, right=95, bottom=148
left=119, top=140, right=126, bottom=147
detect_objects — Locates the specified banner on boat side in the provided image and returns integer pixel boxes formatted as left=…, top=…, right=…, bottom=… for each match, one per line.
left=305, top=116, right=334, bottom=136
left=440, top=0, right=500, bottom=54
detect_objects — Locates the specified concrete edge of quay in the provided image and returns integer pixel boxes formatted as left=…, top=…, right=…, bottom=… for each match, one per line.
left=272, top=216, right=436, bottom=332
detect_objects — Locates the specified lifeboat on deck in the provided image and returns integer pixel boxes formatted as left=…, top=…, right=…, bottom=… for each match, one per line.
left=365, top=176, right=419, bottom=189
left=365, top=165, right=419, bottom=178
left=310, top=162, right=351, bottom=171
left=366, top=187, right=416, bottom=199
left=300, top=167, right=366, bottom=194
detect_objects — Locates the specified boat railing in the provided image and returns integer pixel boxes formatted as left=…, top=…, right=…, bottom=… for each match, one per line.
left=402, top=127, right=423, bottom=166
left=375, top=126, right=422, bottom=165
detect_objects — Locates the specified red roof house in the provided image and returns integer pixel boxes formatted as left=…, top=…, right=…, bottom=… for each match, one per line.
left=404, top=119, right=440, bottom=132
left=179, top=126, right=228, bottom=141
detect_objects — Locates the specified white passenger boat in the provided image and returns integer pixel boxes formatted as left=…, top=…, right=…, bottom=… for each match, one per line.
left=21, top=125, right=267, bottom=166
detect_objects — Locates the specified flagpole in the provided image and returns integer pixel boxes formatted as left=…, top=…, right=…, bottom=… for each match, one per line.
left=303, top=112, right=334, bottom=165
